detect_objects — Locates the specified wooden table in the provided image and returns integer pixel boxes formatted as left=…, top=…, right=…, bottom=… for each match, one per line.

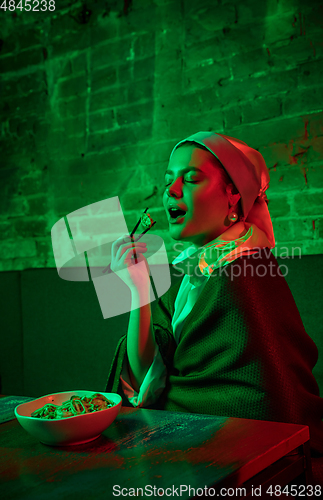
left=0, top=407, right=312, bottom=499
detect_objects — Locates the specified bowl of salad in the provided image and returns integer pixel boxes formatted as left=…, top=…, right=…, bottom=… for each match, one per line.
left=15, top=390, right=122, bottom=446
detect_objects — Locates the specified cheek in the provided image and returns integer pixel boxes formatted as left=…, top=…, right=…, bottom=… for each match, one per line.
left=192, top=184, right=224, bottom=208
left=191, top=186, right=228, bottom=220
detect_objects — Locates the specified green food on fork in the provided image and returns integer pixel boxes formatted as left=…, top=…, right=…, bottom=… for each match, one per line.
left=102, top=207, right=156, bottom=273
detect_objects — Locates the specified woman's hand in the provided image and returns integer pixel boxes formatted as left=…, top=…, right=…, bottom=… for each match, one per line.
left=110, top=235, right=150, bottom=292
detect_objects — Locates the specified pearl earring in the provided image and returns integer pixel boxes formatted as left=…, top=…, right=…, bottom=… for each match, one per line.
left=228, top=212, right=238, bottom=222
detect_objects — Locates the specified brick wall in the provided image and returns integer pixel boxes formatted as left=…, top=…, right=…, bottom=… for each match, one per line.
left=0, top=0, right=323, bottom=271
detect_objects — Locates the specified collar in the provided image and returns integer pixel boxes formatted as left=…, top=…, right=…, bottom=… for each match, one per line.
left=172, top=244, right=200, bottom=266
left=171, top=222, right=272, bottom=278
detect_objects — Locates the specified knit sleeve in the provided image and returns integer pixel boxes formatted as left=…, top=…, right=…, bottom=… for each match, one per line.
left=163, top=251, right=323, bottom=454
left=226, top=253, right=323, bottom=430
left=119, top=345, right=167, bottom=407
left=151, top=288, right=178, bottom=371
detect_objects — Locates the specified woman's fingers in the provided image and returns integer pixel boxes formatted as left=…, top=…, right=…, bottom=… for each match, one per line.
left=117, top=243, right=147, bottom=263
left=111, top=235, right=130, bottom=259
left=123, top=249, right=147, bottom=265
left=112, top=242, right=147, bottom=269
left=111, top=234, right=140, bottom=259
left=110, top=235, right=151, bottom=289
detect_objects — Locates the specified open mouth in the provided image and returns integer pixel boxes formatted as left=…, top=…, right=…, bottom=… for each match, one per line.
left=168, top=208, right=187, bottom=221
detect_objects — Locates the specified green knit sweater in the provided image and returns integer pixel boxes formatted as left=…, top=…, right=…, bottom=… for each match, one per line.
left=106, top=250, right=323, bottom=455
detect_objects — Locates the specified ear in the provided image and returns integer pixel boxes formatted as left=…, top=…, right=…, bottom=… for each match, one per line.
left=226, top=183, right=241, bottom=207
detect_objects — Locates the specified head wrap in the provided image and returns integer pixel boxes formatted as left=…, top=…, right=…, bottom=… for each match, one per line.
left=169, top=131, right=275, bottom=248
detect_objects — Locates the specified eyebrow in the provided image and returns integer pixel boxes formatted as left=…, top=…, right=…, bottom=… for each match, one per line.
left=164, top=167, right=203, bottom=175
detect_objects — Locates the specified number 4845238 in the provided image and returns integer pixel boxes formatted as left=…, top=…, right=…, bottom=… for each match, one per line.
left=0, top=1, right=56, bottom=11
left=266, top=484, right=322, bottom=496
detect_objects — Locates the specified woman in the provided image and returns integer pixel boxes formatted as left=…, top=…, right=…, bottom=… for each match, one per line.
left=106, top=131, right=323, bottom=455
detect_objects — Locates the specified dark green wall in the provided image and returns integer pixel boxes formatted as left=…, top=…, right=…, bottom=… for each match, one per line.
left=0, top=0, right=323, bottom=273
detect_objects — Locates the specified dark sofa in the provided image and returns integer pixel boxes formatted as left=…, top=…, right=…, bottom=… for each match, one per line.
left=1, top=255, right=322, bottom=400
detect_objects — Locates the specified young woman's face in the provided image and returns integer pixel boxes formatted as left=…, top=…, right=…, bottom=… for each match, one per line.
left=162, top=144, right=234, bottom=247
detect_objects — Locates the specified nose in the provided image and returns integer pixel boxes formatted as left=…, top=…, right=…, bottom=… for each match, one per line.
left=166, top=178, right=183, bottom=199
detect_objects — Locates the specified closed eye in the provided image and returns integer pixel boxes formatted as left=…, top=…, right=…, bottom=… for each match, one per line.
left=165, top=180, right=199, bottom=186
